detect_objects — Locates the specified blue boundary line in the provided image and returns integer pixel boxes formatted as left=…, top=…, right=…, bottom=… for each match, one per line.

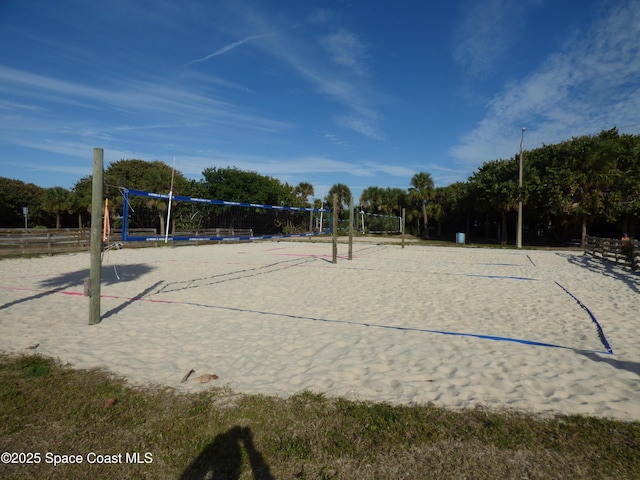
left=141, top=297, right=612, bottom=355
left=466, top=274, right=536, bottom=281
left=554, top=281, right=613, bottom=354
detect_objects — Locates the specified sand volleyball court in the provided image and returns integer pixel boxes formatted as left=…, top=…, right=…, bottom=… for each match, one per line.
left=1, top=241, right=639, bottom=421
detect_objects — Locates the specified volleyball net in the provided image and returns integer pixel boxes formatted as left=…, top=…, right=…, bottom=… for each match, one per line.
left=356, top=209, right=403, bottom=234
left=120, top=188, right=330, bottom=242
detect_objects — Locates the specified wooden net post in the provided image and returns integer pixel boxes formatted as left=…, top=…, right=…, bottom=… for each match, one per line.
left=89, top=148, right=103, bottom=325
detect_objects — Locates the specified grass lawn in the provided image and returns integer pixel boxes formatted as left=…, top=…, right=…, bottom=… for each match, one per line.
left=1, top=354, right=639, bottom=479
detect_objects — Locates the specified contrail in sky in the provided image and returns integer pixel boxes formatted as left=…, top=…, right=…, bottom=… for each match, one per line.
left=188, top=33, right=272, bottom=64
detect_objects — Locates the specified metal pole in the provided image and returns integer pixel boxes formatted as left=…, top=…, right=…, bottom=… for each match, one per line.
left=121, top=189, right=129, bottom=242
left=401, top=208, right=406, bottom=249
left=516, top=128, right=526, bottom=249
left=348, top=196, right=353, bottom=260
left=89, top=148, right=104, bottom=325
left=332, top=194, right=338, bottom=264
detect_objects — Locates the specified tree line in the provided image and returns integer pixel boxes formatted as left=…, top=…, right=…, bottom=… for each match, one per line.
left=1, top=127, right=638, bottom=245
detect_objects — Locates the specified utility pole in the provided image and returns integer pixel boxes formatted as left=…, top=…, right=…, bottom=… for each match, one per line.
left=516, top=128, right=526, bottom=249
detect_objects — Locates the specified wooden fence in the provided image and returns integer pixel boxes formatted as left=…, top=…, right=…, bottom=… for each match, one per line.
left=0, top=228, right=163, bottom=257
left=0, top=228, right=91, bottom=257
left=584, top=235, right=639, bottom=271
left=0, top=227, right=254, bottom=257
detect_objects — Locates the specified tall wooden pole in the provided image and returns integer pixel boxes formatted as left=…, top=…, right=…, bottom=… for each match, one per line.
left=332, top=194, right=338, bottom=264
left=89, top=148, right=103, bottom=325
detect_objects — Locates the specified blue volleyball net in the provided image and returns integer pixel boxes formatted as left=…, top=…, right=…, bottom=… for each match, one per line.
left=120, top=188, right=330, bottom=243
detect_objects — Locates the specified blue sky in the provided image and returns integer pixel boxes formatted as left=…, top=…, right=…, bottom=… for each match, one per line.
left=1, top=0, right=640, bottom=203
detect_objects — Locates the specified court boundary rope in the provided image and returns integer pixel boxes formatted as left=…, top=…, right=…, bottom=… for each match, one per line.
left=554, top=281, right=613, bottom=354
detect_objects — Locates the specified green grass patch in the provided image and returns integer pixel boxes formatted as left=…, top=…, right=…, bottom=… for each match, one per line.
left=1, top=354, right=639, bottom=479
left=15, top=355, right=50, bottom=378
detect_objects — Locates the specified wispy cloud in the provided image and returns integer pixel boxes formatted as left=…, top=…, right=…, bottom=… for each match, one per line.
left=170, top=150, right=415, bottom=183
left=2, top=159, right=94, bottom=179
left=0, top=99, right=41, bottom=111
left=362, top=162, right=416, bottom=178
left=187, top=33, right=272, bottom=65
left=335, top=107, right=385, bottom=141
left=452, top=0, right=540, bottom=77
left=324, top=132, right=349, bottom=149
left=450, top=0, right=640, bottom=168
left=276, top=42, right=384, bottom=139
left=220, top=4, right=385, bottom=140
left=320, top=29, right=369, bottom=76
left=0, top=66, right=291, bottom=138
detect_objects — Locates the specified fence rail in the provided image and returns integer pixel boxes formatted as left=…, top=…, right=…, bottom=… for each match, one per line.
left=0, top=228, right=156, bottom=257
left=0, top=227, right=256, bottom=257
left=584, top=235, right=639, bottom=271
left=0, top=228, right=91, bottom=257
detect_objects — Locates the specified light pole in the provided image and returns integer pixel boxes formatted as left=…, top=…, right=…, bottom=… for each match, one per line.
left=516, top=127, right=526, bottom=249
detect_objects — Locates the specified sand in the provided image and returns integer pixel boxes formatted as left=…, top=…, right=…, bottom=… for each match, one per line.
left=1, top=240, right=639, bottom=421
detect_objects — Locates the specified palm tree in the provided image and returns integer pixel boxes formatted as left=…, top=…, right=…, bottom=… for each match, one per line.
left=327, top=183, right=352, bottom=218
left=71, top=176, right=92, bottom=228
left=359, top=186, right=385, bottom=213
left=430, top=187, right=445, bottom=237
left=294, top=182, right=314, bottom=205
left=41, top=187, right=70, bottom=229
left=384, top=187, right=407, bottom=216
left=409, top=172, right=435, bottom=238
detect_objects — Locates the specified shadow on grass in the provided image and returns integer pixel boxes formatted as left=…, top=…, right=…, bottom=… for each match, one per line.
left=180, top=426, right=274, bottom=480
left=0, top=264, right=155, bottom=312
left=558, top=252, right=640, bottom=295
